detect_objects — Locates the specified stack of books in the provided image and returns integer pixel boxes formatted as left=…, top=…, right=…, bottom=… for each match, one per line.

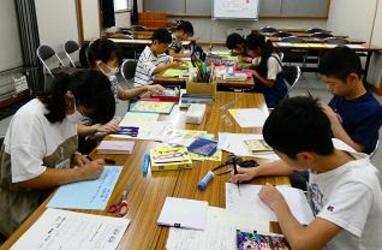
left=150, top=146, right=192, bottom=171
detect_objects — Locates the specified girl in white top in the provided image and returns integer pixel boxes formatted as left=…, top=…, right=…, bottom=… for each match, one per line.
left=245, top=34, right=288, bottom=108
left=0, top=70, right=115, bottom=237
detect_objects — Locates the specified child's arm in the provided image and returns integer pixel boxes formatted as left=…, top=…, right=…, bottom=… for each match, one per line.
left=252, top=70, right=275, bottom=88
left=321, top=103, right=365, bottom=152
left=153, top=61, right=182, bottom=74
left=17, top=159, right=105, bottom=190
left=259, top=185, right=342, bottom=250
left=117, top=85, right=165, bottom=100
left=230, top=160, right=293, bottom=184
left=77, top=122, right=119, bottom=136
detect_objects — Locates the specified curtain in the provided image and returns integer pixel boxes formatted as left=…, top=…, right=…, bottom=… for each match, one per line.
left=15, top=0, right=44, bottom=95
left=131, top=0, right=138, bottom=25
left=101, top=0, right=116, bottom=28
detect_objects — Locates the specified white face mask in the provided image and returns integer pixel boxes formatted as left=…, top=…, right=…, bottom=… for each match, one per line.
left=101, top=63, right=119, bottom=78
left=66, top=96, right=88, bottom=124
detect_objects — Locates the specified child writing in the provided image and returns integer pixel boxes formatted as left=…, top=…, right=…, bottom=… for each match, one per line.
left=0, top=71, right=115, bottom=237
left=232, top=97, right=382, bottom=250
left=134, top=29, right=182, bottom=86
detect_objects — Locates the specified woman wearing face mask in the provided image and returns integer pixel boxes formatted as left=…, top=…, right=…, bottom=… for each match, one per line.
left=0, top=71, right=115, bottom=237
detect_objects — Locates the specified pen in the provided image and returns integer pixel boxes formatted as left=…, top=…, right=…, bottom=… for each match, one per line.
left=142, top=153, right=150, bottom=176
left=232, top=157, right=240, bottom=193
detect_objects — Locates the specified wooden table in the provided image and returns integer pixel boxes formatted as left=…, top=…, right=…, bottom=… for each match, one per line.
left=154, top=76, right=255, bottom=90
left=1, top=92, right=288, bottom=250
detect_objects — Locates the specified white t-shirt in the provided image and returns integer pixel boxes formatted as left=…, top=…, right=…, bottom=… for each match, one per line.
left=251, top=53, right=282, bottom=80
left=3, top=98, right=77, bottom=183
left=307, top=141, right=382, bottom=250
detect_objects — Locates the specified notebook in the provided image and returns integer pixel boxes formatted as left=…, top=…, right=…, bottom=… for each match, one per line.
left=97, top=140, right=135, bottom=154
left=157, top=197, right=208, bottom=230
left=244, top=139, right=272, bottom=152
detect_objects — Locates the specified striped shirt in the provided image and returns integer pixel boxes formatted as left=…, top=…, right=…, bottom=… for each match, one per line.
left=134, top=46, right=171, bottom=86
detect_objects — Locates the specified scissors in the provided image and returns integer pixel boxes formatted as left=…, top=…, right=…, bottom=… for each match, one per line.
left=211, top=155, right=259, bottom=176
left=108, top=190, right=129, bottom=217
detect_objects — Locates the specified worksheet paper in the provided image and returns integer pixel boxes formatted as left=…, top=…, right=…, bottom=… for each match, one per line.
left=119, top=112, right=159, bottom=127
left=225, top=183, right=314, bottom=225
left=166, top=206, right=269, bottom=250
left=228, top=108, right=269, bottom=128
left=218, top=133, right=279, bottom=160
left=47, top=166, right=122, bottom=210
left=11, top=208, right=130, bottom=250
left=157, top=197, right=208, bottom=230
left=111, top=121, right=173, bottom=141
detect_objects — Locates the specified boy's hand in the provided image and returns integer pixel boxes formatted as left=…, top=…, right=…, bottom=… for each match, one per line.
left=72, top=154, right=90, bottom=167
left=320, top=102, right=342, bottom=124
left=230, top=166, right=257, bottom=184
left=79, top=159, right=105, bottom=180
left=146, top=84, right=165, bottom=94
left=259, top=184, right=288, bottom=211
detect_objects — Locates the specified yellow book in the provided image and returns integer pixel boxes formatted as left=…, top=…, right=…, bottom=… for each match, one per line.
left=150, top=146, right=192, bottom=171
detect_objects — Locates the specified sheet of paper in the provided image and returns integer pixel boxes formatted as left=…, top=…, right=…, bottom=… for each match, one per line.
left=228, top=108, right=269, bottom=128
left=11, top=208, right=130, bottom=250
left=166, top=206, right=269, bottom=250
left=218, top=133, right=279, bottom=160
left=161, top=129, right=208, bottom=147
left=226, top=183, right=314, bottom=225
left=129, top=101, right=175, bottom=114
left=47, top=166, right=122, bottom=210
left=111, top=121, right=173, bottom=141
left=158, top=197, right=208, bottom=230
left=119, top=112, right=159, bottom=127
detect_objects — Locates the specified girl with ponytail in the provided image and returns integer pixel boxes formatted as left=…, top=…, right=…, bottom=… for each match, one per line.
left=245, top=34, right=288, bottom=108
left=0, top=70, right=115, bottom=237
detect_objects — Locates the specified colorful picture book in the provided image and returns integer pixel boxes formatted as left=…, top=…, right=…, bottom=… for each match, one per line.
left=97, top=140, right=135, bottom=154
left=150, top=146, right=192, bottom=171
left=244, top=139, right=272, bottom=152
left=129, top=100, right=175, bottom=114
left=236, top=229, right=290, bottom=250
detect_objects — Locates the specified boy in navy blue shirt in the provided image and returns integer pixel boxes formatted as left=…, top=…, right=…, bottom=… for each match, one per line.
left=319, top=47, right=382, bottom=154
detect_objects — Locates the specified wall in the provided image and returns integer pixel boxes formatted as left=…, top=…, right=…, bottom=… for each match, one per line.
left=327, top=0, right=377, bottom=42
left=81, top=0, right=101, bottom=41
left=0, top=0, right=23, bottom=71
left=369, top=0, right=382, bottom=85
left=35, top=0, right=79, bottom=54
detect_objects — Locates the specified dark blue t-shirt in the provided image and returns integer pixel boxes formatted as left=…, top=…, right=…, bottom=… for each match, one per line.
left=329, top=91, right=382, bottom=154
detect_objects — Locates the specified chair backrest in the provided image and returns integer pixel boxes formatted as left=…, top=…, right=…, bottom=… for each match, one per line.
left=280, top=36, right=305, bottom=43
left=121, top=59, right=138, bottom=81
left=283, top=65, right=301, bottom=91
left=324, top=37, right=349, bottom=45
left=37, top=45, right=64, bottom=77
left=260, top=26, right=278, bottom=35
left=64, top=40, right=80, bottom=68
left=306, top=28, right=331, bottom=34
left=272, top=31, right=293, bottom=38
left=310, top=32, right=334, bottom=39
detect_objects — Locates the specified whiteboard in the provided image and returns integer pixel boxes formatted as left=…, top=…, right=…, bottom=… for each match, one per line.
left=213, top=0, right=259, bottom=19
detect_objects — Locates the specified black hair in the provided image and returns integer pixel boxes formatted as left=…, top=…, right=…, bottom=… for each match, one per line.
left=175, top=20, right=194, bottom=36
left=226, top=33, right=245, bottom=50
left=262, top=97, right=335, bottom=159
left=318, top=46, right=362, bottom=81
left=79, top=38, right=121, bottom=68
left=39, top=70, right=115, bottom=124
left=245, top=34, right=274, bottom=78
left=151, top=29, right=172, bottom=44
